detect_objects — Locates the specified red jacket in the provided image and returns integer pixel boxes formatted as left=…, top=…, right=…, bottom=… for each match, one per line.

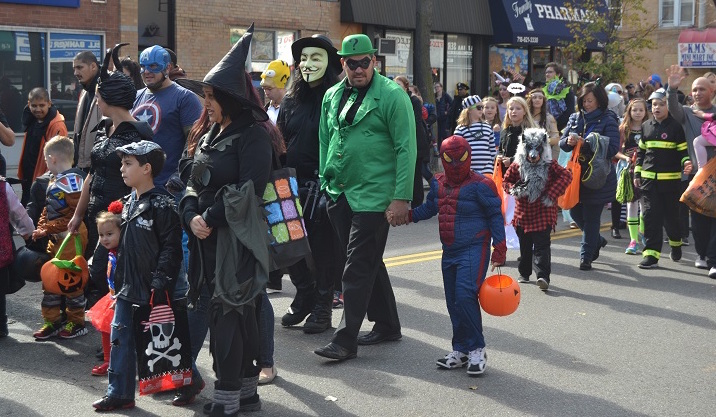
left=18, top=111, right=67, bottom=181
left=503, top=160, right=572, bottom=233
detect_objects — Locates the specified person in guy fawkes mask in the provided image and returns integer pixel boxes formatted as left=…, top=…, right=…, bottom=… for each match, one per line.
left=276, top=34, right=344, bottom=335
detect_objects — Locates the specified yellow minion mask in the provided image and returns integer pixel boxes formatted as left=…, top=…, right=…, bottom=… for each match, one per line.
left=260, top=60, right=290, bottom=89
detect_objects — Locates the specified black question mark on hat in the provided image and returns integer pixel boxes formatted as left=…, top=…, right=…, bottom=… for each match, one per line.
left=350, top=38, right=359, bottom=50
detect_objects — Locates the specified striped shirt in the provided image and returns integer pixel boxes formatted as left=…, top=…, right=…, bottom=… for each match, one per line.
left=454, top=122, right=496, bottom=175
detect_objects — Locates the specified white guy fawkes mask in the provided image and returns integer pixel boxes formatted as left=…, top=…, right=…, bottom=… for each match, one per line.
left=299, top=47, right=328, bottom=83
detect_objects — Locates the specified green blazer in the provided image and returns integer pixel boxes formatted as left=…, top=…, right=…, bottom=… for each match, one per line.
left=319, top=70, right=417, bottom=212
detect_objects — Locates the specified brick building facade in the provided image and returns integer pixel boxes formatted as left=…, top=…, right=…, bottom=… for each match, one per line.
left=622, top=0, right=716, bottom=88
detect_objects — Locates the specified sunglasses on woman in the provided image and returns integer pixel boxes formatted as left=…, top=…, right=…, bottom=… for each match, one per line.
left=345, top=57, right=372, bottom=71
left=470, top=104, right=484, bottom=110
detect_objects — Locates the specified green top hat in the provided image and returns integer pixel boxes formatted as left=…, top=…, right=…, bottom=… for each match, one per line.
left=337, top=34, right=377, bottom=57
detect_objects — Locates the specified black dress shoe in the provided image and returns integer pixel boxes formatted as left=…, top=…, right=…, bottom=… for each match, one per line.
left=357, top=330, right=402, bottom=345
left=579, top=260, right=592, bottom=271
left=172, top=378, right=205, bottom=406
left=281, top=307, right=311, bottom=327
left=314, top=342, right=357, bottom=360
left=611, top=228, right=622, bottom=239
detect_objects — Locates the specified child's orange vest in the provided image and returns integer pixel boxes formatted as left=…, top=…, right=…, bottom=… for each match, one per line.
left=17, top=111, right=67, bottom=181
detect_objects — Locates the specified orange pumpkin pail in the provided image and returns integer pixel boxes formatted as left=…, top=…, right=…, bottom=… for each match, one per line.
left=40, top=234, right=89, bottom=295
left=478, top=273, right=521, bottom=316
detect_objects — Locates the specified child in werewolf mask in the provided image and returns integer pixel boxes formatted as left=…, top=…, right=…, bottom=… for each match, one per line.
left=503, top=127, right=572, bottom=291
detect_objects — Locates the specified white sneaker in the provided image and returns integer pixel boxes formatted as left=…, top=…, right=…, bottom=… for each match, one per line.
left=436, top=350, right=468, bottom=369
left=709, top=267, right=716, bottom=279
left=695, top=257, right=708, bottom=269
left=466, top=348, right=487, bottom=376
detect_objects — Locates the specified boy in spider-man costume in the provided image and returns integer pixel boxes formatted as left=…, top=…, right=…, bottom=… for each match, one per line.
left=398, top=135, right=506, bottom=376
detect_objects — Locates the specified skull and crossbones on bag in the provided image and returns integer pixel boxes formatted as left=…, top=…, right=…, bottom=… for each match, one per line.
left=142, top=304, right=182, bottom=372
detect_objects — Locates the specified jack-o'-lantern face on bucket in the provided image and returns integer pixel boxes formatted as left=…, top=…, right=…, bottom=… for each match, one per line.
left=57, top=269, right=86, bottom=293
left=41, top=256, right=89, bottom=295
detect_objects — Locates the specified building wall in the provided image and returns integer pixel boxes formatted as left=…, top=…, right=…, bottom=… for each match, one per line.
left=623, top=0, right=716, bottom=87
left=0, top=1, right=120, bottom=46
left=175, top=0, right=360, bottom=78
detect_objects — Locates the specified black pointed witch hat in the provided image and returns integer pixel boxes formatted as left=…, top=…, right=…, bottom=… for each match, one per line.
left=176, top=23, right=267, bottom=122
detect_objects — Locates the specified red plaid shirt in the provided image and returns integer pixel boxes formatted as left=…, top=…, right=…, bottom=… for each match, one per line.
left=502, top=161, right=572, bottom=233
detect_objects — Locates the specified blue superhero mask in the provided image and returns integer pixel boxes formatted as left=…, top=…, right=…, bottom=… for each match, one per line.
left=139, top=45, right=170, bottom=74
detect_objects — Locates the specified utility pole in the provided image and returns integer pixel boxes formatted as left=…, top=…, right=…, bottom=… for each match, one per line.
left=415, top=0, right=435, bottom=106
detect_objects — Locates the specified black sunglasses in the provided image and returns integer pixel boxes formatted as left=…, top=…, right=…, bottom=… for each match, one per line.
left=345, top=57, right=372, bottom=71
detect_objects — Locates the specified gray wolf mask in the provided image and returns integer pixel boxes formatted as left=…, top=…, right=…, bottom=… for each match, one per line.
left=511, top=127, right=552, bottom=204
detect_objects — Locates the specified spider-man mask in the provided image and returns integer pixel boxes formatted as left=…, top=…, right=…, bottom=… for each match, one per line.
left=441, top=135, right=471, bottom=184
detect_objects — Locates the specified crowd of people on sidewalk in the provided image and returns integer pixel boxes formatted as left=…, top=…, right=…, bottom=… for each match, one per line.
left=0, top=23, right=715, bottom=416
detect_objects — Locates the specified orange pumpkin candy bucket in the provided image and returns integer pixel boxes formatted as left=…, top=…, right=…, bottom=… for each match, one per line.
left=40, top=234, right=89, bottom=295
left=478, top=273, right=521, bottom=316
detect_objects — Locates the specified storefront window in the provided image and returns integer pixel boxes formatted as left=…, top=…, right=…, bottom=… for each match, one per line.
left=488, top=46, right=527, bottom=94
left=385, top=30, right=413, bottom=81
left=430, top=34, right=444, bottom=85
left=530, top=48, right=551, bottom=85
left=0, top=29, right=101, bottom=132
left=446, top=34, right=472, bottom=96
left=231, top=28, right=295, bottom=73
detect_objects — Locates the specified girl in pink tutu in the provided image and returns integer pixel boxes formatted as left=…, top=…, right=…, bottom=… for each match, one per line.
left=87, top=201, right=122, bottom=376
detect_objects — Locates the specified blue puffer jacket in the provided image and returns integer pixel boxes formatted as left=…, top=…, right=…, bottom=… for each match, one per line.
left=559, top=109, right=620, bottom=205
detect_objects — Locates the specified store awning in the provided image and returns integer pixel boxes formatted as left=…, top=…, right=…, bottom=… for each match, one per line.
left=340, top=0, right=493, bottom=36
left=678, top=28, right=716, bottom=68
left=489, top=0, right=607, bottom=49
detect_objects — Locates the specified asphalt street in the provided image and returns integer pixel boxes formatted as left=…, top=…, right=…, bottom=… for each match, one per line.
left=1, top=210, right=715, bottom=416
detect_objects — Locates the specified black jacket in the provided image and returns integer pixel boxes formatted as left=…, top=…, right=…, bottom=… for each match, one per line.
left=114, top=187, right=183, bottom=305
left=635, top=115, right=689, bottom=193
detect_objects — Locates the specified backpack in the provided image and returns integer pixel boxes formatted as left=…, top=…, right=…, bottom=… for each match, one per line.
left=580, top=132, right=611, bottom=190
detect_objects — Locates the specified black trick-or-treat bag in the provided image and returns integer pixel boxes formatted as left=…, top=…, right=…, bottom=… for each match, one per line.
left=134, top=295, right=192, bottom=395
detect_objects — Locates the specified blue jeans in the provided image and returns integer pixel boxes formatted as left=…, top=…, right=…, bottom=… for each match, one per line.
left=107, top=298, right=137, bottom=400
left=187, top=284, right=211, bottom=383
left=258, top=291, right=274, bottom=368
left=173, top=231, right=190, bottom=301
left=570, top=202, right=605, bottom=261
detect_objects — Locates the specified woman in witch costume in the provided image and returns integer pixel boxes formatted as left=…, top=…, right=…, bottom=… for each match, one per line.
left=68, top=44, right=153, bottom=306
left=176, top=24, right=272, bottom=417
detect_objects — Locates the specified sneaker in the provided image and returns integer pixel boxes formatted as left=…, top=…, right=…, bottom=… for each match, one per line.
left=569, top=222, right=578, bottom=229
left=670, top=246, right=682, bottom=262
left=638, top=233, right=646, bottom=247
left=91, top=362, right=109, bottom=376
left=332, top=291, right=344, bottom=309
left=682, top=237, right=690, bottom=246
left=625, top=240, right=638, bottom=255
left=58, top=321, right=88, bottom=339
left=92, top=396, right=135, bottom=411
left=33, top=320, right=61, bottom=340
left=695, top=256, right=708, bottom=269
left=436, top=350, right=468, bottom=369
left=709, top=267, right=716, bottom=279
left=517, top=276, right=530, bottom=283
left=536, top=278, right=549, bottom=291
left=638, top=255, right=659, bottom=269
left=466, top=348, right=487, bottom=376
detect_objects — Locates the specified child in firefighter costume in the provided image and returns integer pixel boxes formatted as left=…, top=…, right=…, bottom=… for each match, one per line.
left=502, top=128, right=572, bottom=291
left=401, top=135, right=506, bottom=376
